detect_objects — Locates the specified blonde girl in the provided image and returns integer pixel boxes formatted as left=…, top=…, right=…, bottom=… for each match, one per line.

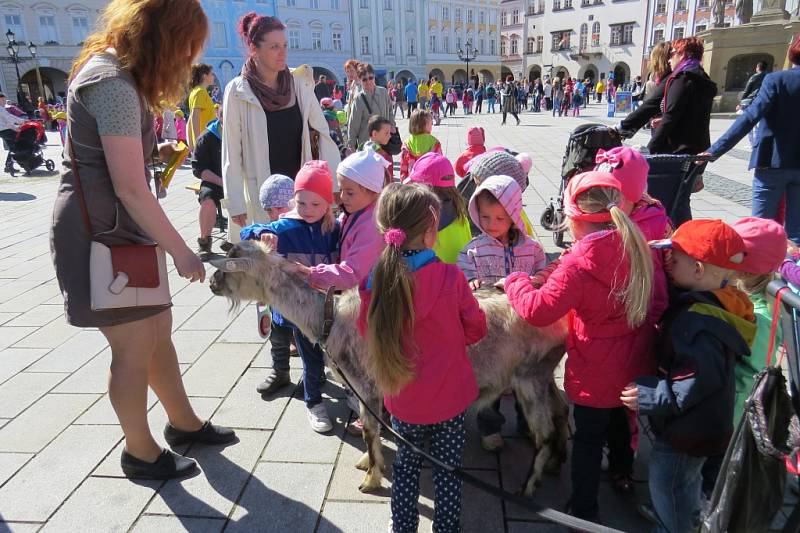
left=399, top=109, right=442, bottom=179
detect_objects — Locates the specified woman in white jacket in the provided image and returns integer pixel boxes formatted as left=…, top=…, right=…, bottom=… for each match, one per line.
left=223, top=12, right=340, bottom=238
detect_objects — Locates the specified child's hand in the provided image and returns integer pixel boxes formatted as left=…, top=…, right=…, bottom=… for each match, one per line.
left=494, top=278, right=506, bottom=290
left=469, top=279, right=482, bottom=291
left=620, top=383, right=639, bottom=412
left=292, top=263, right=311, bottom=277
left=259, top=233, right=278, bottom=250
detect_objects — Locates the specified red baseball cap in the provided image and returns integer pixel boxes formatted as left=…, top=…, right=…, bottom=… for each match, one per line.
left=403, top=152, right=456, bottom=187
left=666, top=219, right=747, bottom=270
left=294, top=160, right=334, bottom=204
left=731, top=217, right=788, bottom=274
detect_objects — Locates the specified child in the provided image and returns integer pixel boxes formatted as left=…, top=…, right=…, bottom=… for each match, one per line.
left=240, top=161, right=341, bottom=433
left=458, top=175, right=547, bottom=451
left=430, top=92, right=442, bottom=125
left=357, top=183, right=488, bottom=533
left=502, top=170, right=662, bottom=522
left=454, top=127, right=486, bottom=178
left=321, top=97, right=345, bottom=157
left=363, top=115, right=394, bottom=187
left=403, top=152, right=472, bottom=264
left=253, top=173, right=296, bottom=394
left=191, top=116, right=226, bottom=256
left=174, top=109, right=187, bottom=144
left=462, top=87, right=472, bottom=115
left=399, top=109, right=442, bottom=180
left=622, top=219, right=756, bottom=533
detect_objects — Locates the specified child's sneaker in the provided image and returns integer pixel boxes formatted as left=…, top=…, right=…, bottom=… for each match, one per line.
left=481, top=432, right=504, bottom=451
left=307, top=403, right=333, bottom=433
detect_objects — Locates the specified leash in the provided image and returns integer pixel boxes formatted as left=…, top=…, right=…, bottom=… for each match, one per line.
left=316, top=295, right=622, bottom=533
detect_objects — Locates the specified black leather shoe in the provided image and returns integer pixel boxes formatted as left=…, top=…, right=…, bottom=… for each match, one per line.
left=120, top=449, right=198, bottom=480
left=164, top=420, right=237, bottom=447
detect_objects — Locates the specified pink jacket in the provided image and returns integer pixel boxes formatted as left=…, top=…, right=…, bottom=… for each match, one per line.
left=505, top=226, right=665, bottom=408
left=175, top=116, right=187, bottom=142
left=308, top=202, right=384, bottom=290
left=358, top=256, right=488, bottom=424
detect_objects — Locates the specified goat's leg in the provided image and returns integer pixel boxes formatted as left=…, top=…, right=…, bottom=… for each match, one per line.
left=514, top=376, right=557, bottom=496
left=546, top=380, right=570, bottom=473
left=357, top=398, right=384, bottom=493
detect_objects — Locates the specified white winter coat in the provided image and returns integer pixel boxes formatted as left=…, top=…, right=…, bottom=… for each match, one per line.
left=222, top=73, right=341, bottom=238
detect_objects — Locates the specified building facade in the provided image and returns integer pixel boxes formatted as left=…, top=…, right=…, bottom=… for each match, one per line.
left=500, top=0, right=527, bottom=81
left=426, top=0, right=502, bottom=85
left=1, top=1, right=107, bottom=103
left=520, top=0, right=649, bottom=86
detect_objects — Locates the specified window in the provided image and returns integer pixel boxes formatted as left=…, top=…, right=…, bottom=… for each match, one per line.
left=287, top=0, right=296, bottom=6
left=675, top=0, right=687, bottom=10
left=500, top=39, right=507, bottom=55
left=408, top=37, right=415, bottom=55
left=564, top=0, right=573, bottom=8
left=312, top=30, right=322, bottom=50
left=429, top=34, right=436, bottom=52
left=384, top=35, right=393, bottom=54
left=456, top=36, right=462, bottom=51
left=536, top=35, right=543, bottom=52
left=467, top=9, right=473, bottom=23
left=213, top=21, right=227, bottom=48
left=39, top=15, right=58, bottom=43
left=579, top=23, right=588, bottom=49
left=311, top=0, right=319, bottom=8
left=695, top=24, right=707, bottom=32
left=539, top=0, right=545, bottom=11
left=582, top=0, right=590, bottom=5
left=331, top=0, right=340, bottom=8
left=551, top=30, right=570, bottom=50
left=490, top=39, right=495, bottom=55
left=501, top=11, right=507, bottom=25
left=655, top=0, right=666, bottom=13
left=4, top=14, right=24, bottom=41
left=591, top=21, right=600, bottom=45
left=332, top=31, right=343, bottom=51
left=672, top=26, right=684, bottom=40
left=610, top=23, right=634, bottom=45
left=443, top=5, right=449, bottom=19
left=479, top=10, right=485, bottom=24
left=455, top=7, right=461, bottom=21
left=512, top=9, right=520, bottom=23
left=698, top=0, right=709, bottom=7
left=511, top=38, right=518, bottom=55
left=384, top=0, right=392, bottom=9
left=72, top=16, right=89, bottom=44
left=443, top=35, right=449, bottom=53
left=479, top=38, right=485, bottom=54
left=360, top=0, right=368, bottom=7
left=623, top=23, right=634, bottom=43
left=527, top=37, right=535, bottom=53
left=361, top=35, right=370, bottom=54
left=653, top=28, right=665, bottom=43
left=553, top=0, right=561, bottom=10
left=289, top=29, right=301, bottom=49
left=407, top=0, right=414, bottom=11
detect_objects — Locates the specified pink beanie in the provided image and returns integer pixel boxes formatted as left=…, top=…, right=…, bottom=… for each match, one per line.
left=594, top=146, right=649, bottom=204
left=731, top=217, right=788, bottom=275
left=403, top=152, right=456, bottom=187
left=294, top=160, right=334, bottom=204
left=467, top=127, right=485, bottom=146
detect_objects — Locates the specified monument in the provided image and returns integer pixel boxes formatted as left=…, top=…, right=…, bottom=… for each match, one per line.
left=699, top=0, right=800, bottom=112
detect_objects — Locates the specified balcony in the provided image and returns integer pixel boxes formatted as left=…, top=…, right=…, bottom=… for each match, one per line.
left=570, top=43, right=603, bottom=58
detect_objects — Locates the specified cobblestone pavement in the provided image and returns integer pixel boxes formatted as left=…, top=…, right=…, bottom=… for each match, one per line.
left=0, top=103, right=795, bottom=532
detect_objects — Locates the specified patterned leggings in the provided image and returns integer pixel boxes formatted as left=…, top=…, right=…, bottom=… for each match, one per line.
left=390, top=412, right=466, bottom=533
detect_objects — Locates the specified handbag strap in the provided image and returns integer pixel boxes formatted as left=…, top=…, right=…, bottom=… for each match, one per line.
left=67, top=133, right=94, bottom=237
left=766, top=286, right=789, bottom=367
left=359, top=93, right=373, bottom=115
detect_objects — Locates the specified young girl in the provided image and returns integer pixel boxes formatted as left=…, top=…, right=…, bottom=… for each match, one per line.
left=403, top=152, right=472, bottom=264
left=174, top=109, right=187, bottom=143
left=240, top=161, right=340, bottom=433
left=430, top=92, right=442, bottom=125
left=501, top=170, right=660, bottom=522
left=399, top=109, right=442, bottom=180
left=357, top=183, right=487, bottom=533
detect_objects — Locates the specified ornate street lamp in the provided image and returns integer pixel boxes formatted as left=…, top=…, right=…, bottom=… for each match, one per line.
left=457, top=40, right=479, bottom=88
left=28, top=42, right=46, bottom=102
left=5, top=30, right=25, bottom=104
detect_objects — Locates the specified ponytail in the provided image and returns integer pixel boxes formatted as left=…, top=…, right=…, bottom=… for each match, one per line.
left=609, top=205, right=653, bottom=327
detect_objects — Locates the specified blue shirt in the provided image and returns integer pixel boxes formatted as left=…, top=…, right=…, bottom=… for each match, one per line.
left=404, top=83, right=418, bottom=103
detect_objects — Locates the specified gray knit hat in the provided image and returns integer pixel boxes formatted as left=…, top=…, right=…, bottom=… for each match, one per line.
left=468, top=151, right=528, bottom=191
left=259, top=174, right=294, bottom=209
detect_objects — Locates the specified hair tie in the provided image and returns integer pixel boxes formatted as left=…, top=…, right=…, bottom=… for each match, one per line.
left=384, top=228, right=407, bottom=248
left=606, top=202, right=617, bottom=211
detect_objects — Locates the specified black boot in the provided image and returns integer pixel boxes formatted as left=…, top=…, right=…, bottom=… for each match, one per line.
left=164, top=420, right=237, bottom=447
left=197, top=236, right=212, bottom=255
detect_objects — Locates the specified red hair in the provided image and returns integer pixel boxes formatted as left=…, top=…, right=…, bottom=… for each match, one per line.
left=237, top=12, right=285, bottom=52
left=344, top=59, right=361, bottom=71
left=672, top=37, right=704, bottom=60
left=788, top=34, right=800, bottom=66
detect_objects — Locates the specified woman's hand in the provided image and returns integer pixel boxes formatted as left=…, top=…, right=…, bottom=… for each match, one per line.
left=469, top=279, right=482, bottom=291
left=259, top=233, right=278, bottom=249
left=157, top=141, right=180, bottom=163
left=232, top=214, right=247, bottom=227
left=620, top=383, right=639, bottom=412
left=173, top=246, right=205, bottom=283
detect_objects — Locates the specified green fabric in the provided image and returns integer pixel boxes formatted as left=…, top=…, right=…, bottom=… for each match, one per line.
left=689, top=301, right=757, bottom=347
left=733, top=293, right=782, bottom=424
left=405, top=134, right=438, bottom=156
left=433, top=216, right=472, bottom=264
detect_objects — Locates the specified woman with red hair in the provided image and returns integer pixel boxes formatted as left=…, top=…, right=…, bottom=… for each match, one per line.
left=703, top=34, right=800, bottom=245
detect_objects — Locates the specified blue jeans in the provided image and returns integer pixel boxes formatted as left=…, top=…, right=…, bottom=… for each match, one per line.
left=649, top=438, right=706, bottom=533
left=291, top=327, right=326, bottom=408
left=487, top=98, right=496, bottom=113
left=552, top=98, right=562, bottom=116
left=752, top=167, right=800, bottom=245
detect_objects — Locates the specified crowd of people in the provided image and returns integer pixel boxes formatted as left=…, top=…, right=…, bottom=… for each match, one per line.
left=41, top=0, right=800, bottom=531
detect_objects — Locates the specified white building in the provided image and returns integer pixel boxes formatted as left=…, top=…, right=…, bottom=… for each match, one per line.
left=426, top=0, right=502, bottom=85
left=1, top=1, right=107, bottom=103
left=500, top=0, right=526, bottom=81
left=521, top=0, right=649, bottom=86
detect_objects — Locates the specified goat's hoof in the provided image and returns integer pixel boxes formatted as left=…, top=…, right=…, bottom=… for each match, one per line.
left=355, top=452, right=370, bottom=471
left=522, top=478, right=541, bottom=497
left=359, top=474, right=382, bottom=493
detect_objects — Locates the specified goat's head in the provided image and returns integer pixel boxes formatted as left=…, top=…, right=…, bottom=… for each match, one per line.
left=208, top=240, right=285, bottom=308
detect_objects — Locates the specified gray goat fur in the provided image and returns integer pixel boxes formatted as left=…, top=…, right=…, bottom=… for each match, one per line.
left=209, top=240, right=570, bottom=495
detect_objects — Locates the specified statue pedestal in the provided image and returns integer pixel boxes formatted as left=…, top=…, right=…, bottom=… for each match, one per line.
left=699, top=19, right=800, bottom=111
left=750, top=7, right=790, bottom=22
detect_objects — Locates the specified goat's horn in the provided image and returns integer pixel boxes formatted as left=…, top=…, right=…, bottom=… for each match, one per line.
left=209, top=257, right=255, bottom=273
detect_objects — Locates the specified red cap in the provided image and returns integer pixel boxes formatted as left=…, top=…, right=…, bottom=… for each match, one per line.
left=563, top=171, right=624, bottom=223
left=671, top=219, right=747, bottom=270
left=467, top=126, right=485, bottom=146
left=731, top=217, right=788, bottom=274
left=294, top=160, right=334, bottom=204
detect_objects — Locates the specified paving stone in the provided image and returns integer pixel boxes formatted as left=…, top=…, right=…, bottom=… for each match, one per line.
left=24, top=329, right=107, bottom=371
left=0, top=372, right=67, bottom=418
left=0, top=522, right=45, bottom=532
left=170, top=305, right=198, bottom=332
left=506, top=520, right=564, bottom=532
left=251, top=343, right=304, bottom=369
left=171, top=279, right=215, bottom=307
left=212, top=368, right=300, bottom=430
left=0, top=452, right=32, bottom=486
left=180, top=297, right=239, bottom=331
left=0, top=425, right=122, bottom=521
left=3, top=305, right=63, bottom=327
left=228, top=462, right=333, bottom=533
left=0, top=312, right=20, bottom=325
left=41, top=476, right=160, bottom=533
left=325, top=432, right=396, bottom=502
left=171, top=329, right=220, bottom=364
left=0, top=326, right=38, bottom=351
left=131, top=516, right=225, bottom=533
left=52, top=348, right=110, bottom=394
left=0, top=282, right=59, bottom=312
left=317, top=501, right=390, bottom=533
left=181, top=343, right=260, bottom=398
left=262, top=397, right=348, bottom=464
left=0, top=348, right=48, bottom=384
left=146, top=429, right=267, bottom=518
left=217, top=304, right=265, bottom=344
left=0, top=393, right=101, bottom=453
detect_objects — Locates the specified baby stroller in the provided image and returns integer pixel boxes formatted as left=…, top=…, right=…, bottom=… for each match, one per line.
left=5, top=120, right=55, bottom=176
left=540, top=123, right=622, bottom=247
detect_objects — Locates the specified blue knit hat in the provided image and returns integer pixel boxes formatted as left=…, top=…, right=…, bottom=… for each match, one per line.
left=259, top=174, right=294, bottom=209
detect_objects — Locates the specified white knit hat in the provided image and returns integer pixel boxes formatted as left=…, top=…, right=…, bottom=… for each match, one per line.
left=337, top=150, right=390, bottom=193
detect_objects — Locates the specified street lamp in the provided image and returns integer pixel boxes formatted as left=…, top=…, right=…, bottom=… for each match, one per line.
left=457, top=40, right=479, bottom=88
left=27, top=42, right=46, bottom=102
left=5, top=30, right=24, bottom=105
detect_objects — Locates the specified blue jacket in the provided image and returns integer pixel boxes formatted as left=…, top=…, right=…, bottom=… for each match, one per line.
left=709, top=66, right=800, bottom=169
left=636, top=290, right=756, bottom=456
left=240, top=215, right=340, bottom=326
left=404, top=83, right=418, bottom=103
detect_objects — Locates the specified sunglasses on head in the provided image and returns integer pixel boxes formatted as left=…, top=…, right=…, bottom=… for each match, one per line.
left=361, top=75, right=375, bottom=81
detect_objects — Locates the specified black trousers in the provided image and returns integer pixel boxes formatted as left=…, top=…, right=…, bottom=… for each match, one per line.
left=501, top=109, right=519, bottom=124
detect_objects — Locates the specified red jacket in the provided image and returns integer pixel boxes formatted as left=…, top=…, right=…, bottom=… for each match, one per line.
left=358, top=253, right=487, bottom=424
left=505, top=228, right=664, bottom=408
left=454, top=145, right=486, bottom=178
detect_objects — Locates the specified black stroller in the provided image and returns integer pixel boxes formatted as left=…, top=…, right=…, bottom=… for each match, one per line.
left=3, top=120, right=55, bottom=176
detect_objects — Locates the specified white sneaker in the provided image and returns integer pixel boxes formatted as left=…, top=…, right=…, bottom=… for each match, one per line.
left=307, top=403, right=333, bottom=433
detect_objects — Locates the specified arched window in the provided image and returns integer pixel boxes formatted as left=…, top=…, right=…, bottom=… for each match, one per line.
left=579, top=23, right=588, bottom=50
left=591, top=21, right=600, bottom=46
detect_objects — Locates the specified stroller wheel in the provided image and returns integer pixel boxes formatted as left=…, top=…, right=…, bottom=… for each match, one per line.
left=45, top=159, right=55, bottom=172
left=540, top=205, right=556, bottom=231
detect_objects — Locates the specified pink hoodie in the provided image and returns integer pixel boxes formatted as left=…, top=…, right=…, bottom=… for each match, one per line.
left=307, top=202, right=384, bottom=290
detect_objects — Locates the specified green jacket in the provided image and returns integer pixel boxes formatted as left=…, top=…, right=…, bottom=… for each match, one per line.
left=433, top=217, right=472, bottom=264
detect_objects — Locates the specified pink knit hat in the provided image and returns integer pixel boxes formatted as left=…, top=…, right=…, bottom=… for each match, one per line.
left=731, top=217, right=788, bottom=274
left=564, top=171, right=624, bottom=223
left=594, top=146, right=649, bottom=204
left=403, top=152, right=456, bottom=187
left=467, top=127, right=485, bottom=146
left=294, top=160, right=334, bottom=204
